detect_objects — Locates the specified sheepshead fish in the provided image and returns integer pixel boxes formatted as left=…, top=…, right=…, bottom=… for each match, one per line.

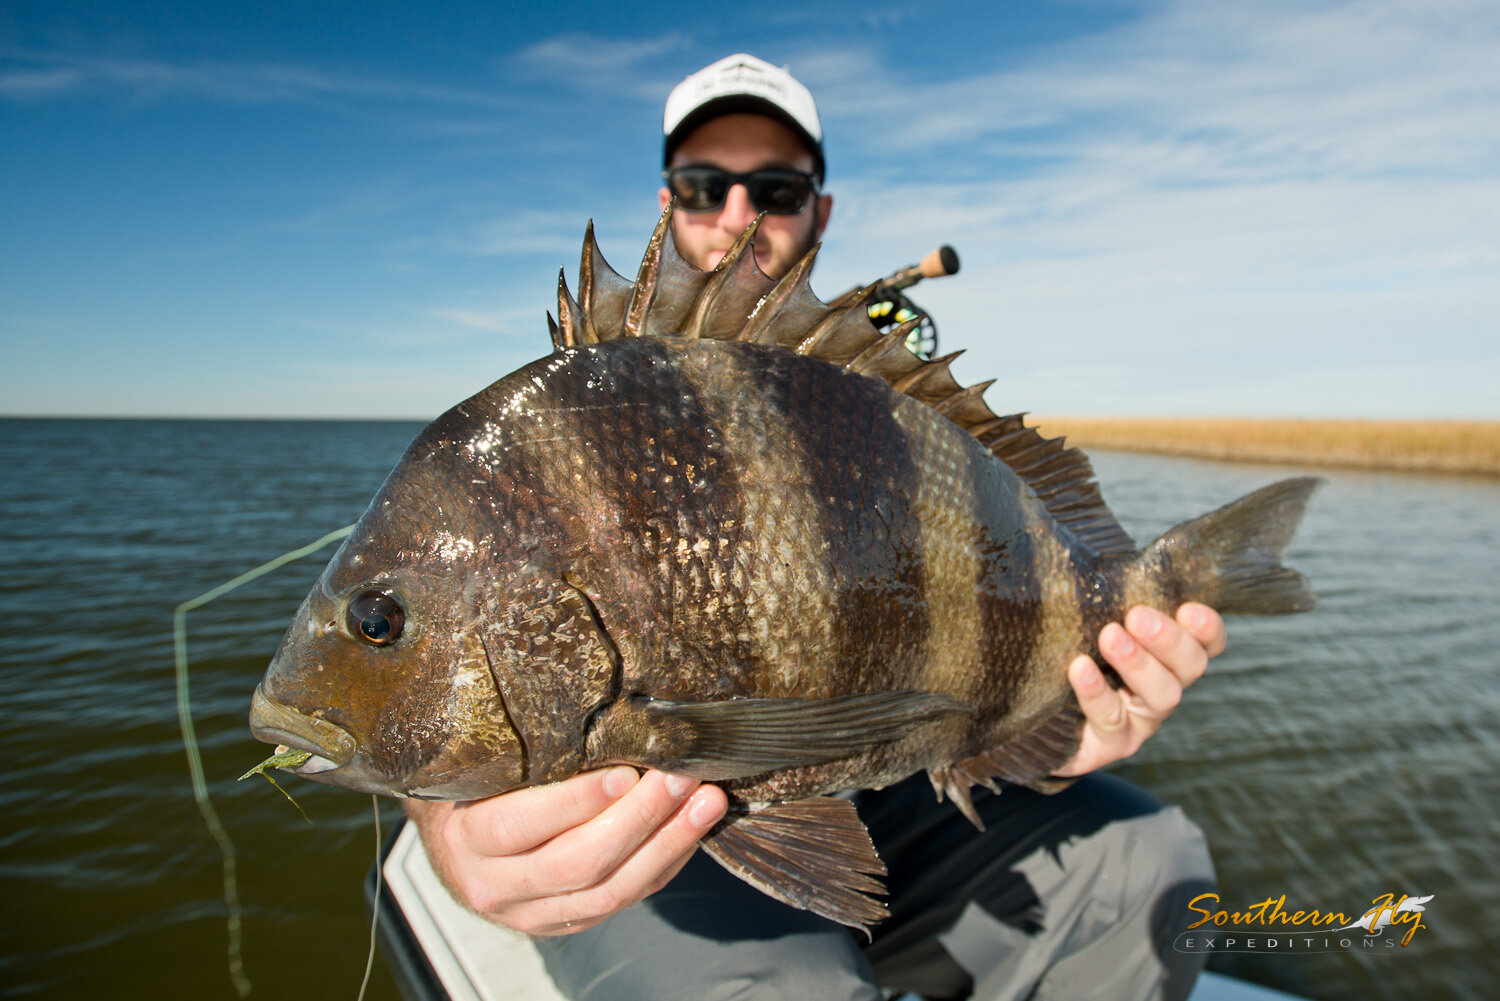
left=250, top=207, right=1319, bottom=927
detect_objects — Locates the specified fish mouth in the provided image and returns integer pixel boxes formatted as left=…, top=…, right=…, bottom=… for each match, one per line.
left=248, top=684, right=357, bottom=772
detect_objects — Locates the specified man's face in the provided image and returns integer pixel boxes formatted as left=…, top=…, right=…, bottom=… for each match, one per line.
left=659, top=113, right=833, bottom=280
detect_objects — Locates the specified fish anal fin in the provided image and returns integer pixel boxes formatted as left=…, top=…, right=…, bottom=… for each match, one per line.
left=586, top=690, right=970, bottom=781
left=702, top=797, right=889, bottom=931
left=929, top=700, right=1087, bottom=830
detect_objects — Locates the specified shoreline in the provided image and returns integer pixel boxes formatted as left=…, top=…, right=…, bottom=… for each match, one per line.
left=1032, top=418, right=1500, bottom=477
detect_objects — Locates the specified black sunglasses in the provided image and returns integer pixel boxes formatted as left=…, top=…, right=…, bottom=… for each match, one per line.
left=663, top=166, right=820, bottom=216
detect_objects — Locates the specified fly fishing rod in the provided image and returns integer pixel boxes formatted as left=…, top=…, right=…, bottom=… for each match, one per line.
left=830, top=245, right=961, bottom=360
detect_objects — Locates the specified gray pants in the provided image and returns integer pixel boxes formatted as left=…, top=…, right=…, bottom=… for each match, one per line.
left=537, top=774, right=1215, bottom=1001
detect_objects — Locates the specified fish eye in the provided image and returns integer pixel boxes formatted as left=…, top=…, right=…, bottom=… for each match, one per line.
left=346, top=589, right=405, bottom=646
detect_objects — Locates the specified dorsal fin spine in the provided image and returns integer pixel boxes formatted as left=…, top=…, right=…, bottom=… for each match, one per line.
left=623, top=211, right=672, bottom=338
left=578, top=223, right=603, bottom=343
left=846, top=326, right=919, bottom=377
left=554, top=269, right=580, bottom=348
left=557, top=271, right=590, bottom=345
left=933, top=379, right=997, bottom=420
left=891, top=351, right=963, bottom=396
left=738, top=246, right=822, bottom=345
left=686, top=213, right=770, bottom=341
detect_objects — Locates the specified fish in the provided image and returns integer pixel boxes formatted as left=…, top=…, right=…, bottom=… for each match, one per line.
left=249, top=206, right=1320, bottom=928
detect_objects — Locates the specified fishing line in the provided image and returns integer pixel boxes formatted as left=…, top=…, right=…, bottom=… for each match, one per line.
left=356, top=795, right=382, bottom=1001
left=173, top=523, right=355, bottom=998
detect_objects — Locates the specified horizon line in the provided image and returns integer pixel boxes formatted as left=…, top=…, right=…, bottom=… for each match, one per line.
left=5, top=413, right=1497, bottom=425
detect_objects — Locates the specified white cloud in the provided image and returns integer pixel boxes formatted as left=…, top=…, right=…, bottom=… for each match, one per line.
left=0, top=65, right=84, bottom=98
left=466, top=207, right=601, bottom=258
left=428, top=307, right=513, bottom=335
left=507, top=33, right=692, bottom=100
left=811, top=0, right=1498, bottom=181
left=0, top=48, right=516, bottom=108
left=802, top=0, right=1500, bottom=417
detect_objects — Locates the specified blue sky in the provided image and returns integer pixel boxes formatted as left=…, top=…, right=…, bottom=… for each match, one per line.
left=3, top=0, right=1497, bottom=419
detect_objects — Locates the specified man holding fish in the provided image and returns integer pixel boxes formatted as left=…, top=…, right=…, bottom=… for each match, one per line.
left=409, top=55, right=1226, bottom=1000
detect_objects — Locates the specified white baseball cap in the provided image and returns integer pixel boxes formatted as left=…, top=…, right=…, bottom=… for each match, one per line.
left=663, top=53, right=825, bottom=180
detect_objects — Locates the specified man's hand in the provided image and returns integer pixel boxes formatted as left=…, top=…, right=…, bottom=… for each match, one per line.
left=1053, top=603, right=1226, bottom=778
left=406, top=767, right=727, bottom=936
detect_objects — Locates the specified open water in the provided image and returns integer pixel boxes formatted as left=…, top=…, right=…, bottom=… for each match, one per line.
left=1, top=417, right=1496, bottom=1000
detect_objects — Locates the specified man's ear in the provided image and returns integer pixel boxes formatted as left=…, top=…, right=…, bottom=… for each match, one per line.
left=658, top=187, right=672, bottom=213
left=813, top=192, right=834, bottom=241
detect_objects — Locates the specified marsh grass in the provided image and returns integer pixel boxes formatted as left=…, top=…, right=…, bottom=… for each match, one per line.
left=1035, top=418, right=1500, bottom=476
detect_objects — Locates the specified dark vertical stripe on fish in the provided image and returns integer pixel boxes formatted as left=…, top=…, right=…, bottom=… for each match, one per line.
left=711, top=343, right=932, bottom=698
left=668, top=340, right=840, bottom=697
left=1002, top=483, right=1088, bottom=730
left=972, top=474, right=1044, bottom=732
left=888, top=396, right=1047, bottom=734
left=534, top=339, right=759, bottom=699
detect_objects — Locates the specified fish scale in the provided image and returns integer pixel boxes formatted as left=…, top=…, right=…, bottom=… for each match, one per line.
left=250, top=206, right=1321, bottom=928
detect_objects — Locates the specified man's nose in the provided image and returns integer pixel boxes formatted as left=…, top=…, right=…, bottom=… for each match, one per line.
left=717, top=183, right=758, bottom=232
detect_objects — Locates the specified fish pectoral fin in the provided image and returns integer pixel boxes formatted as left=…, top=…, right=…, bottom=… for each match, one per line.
left=591, top=690, right=970, bottom=780
left=701, top=797, right=889, bottom=932
left=929, top=698, right=1087, bottom=830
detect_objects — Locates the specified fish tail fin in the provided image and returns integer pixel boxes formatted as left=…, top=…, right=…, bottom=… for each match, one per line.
left=1139, top=476, right=1323, bottom=615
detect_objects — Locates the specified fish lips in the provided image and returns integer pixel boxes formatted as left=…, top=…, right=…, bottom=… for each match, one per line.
left=248, top=685, right=494, bottom=800
left=250, top=686, right=445, bottom=798
left=247, top=684, right=397, bottom=792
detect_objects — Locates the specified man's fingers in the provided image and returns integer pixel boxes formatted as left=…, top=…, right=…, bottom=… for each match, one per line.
left=1056, top=651, right=1135, bottom=778
left=455, top=766, right=641, bottom=857
left=1123, top=605, right=1207, bottom=692
left=1092, top=612, right=1182, bottom=720
left=1176, top=602, right=1227, bottom=657
left=515, top=784, right=727, bottom=937
left=1057, top=606, right=1226, bottom=779
left=1068, top=649, right=1128, bottom=733
left=520, top=771, right=706, bottom=896
left=575, top=783, right=725, bottom=915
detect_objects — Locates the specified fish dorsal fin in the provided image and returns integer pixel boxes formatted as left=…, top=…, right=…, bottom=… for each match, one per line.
left=578, top=222, right=635, bottom=345
left=685, top=216, right=777, bottom=340
left=737, top=248, right=831, bottom=349
left=624, top=207, right=716, bottom=339
left=560, top=208, right=1137, bottom=557
left=550, top=269, right=584, bottom=349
